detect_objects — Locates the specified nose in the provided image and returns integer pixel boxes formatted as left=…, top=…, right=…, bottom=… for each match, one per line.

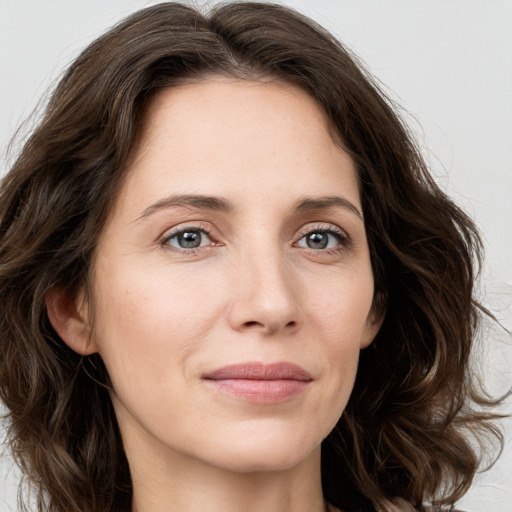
left=227, top=249, right=302, bottom=336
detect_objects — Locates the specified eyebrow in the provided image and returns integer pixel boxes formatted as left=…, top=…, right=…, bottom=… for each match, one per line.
left=136, top=194, right=236, bottom=221
left=293, top=196, right=363, bottom=220
left=136, top=193, right=363, bottom=221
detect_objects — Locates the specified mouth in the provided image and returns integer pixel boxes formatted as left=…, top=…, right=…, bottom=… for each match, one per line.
left=201, top=362, right=313, bottom=404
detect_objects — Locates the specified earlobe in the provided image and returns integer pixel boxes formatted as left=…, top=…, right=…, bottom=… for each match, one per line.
left=45, top=286, right=97, bottom=355
left=360, top=308, right=385, bottom=349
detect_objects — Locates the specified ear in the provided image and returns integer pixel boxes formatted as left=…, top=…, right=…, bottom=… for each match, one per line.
left=45, top=285, right=97, bottom=355
left=360, top=306, right=385, bottom=349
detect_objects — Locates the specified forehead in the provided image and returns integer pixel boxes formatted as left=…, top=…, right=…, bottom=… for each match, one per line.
left=118, top=77, right=360, bottom=215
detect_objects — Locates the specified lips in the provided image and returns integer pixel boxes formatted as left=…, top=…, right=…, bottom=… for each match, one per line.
left=203, top=362, right=312, bottom=381
left=202, top=362, right=312, bottom=403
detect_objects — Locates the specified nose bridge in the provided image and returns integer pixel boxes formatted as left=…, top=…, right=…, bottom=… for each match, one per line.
left=227, top=232, right=301, bottom=334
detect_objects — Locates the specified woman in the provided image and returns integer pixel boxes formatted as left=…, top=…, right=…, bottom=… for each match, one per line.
left=0, top=2, right=504, bottom=512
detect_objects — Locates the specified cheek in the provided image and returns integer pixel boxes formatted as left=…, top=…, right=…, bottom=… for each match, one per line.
left=309, top=264, right=375, bottom=343
left=91, top=263, right=225, bottom=394
left=311, top=269, right=374, bottom=395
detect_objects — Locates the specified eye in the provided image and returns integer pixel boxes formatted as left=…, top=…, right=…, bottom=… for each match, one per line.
left=163, top=228, right=213, bottom=250
left=296, top=227, right=347, bottom=251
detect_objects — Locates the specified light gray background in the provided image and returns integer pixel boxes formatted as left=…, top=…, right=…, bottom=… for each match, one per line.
left=1, top=1, right=511, bottom=511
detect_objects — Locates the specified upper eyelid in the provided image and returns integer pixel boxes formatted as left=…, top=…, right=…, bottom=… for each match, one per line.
left=293, top=224, right=352, bottom=252
left=157, top=221, right=350, bottom=244
left=296, top=223, right=349, bottom=238
left=159, top=222, right=216, bottom=244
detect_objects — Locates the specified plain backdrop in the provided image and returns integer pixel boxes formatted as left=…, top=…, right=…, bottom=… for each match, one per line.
left=1, top=1, right=511, bottom=511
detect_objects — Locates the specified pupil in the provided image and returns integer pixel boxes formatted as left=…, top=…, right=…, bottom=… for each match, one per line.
left=307, top=232, right=328, bottom=249
left=178, top=231, right=201, bottom=248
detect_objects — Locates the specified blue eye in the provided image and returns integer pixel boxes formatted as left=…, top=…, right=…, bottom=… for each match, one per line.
left=164, top=229, right=212, bottom=250
left=296, top=230, right=345, bottom=250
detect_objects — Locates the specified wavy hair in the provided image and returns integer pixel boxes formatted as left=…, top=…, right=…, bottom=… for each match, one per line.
left=0, top=2, right=503, bottom=511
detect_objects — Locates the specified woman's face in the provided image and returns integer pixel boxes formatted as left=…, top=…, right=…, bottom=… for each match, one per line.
left=86, top=78, right=380, bottom=475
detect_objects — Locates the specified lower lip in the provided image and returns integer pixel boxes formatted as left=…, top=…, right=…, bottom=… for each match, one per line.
left=204, top=378, right=310, bottom=403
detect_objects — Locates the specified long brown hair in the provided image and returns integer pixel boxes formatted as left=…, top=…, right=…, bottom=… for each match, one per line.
left=0, top=2, right=503, bottom=511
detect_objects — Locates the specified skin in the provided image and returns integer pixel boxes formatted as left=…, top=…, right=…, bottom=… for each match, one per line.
left=48, top=78, right=381, bottom=512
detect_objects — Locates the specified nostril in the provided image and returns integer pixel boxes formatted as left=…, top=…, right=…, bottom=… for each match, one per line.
left=243, top=321, right=262, bottom=328
left=241, top=320, right=297, bottom=331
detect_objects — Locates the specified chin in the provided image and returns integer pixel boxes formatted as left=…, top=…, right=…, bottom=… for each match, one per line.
left=199, top=431, right=322, bottom=474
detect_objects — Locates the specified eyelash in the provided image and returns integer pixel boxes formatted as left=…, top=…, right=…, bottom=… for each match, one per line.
left=294, top=223, right=350, bottom=254
left=159, top=223, right=350, bottom=255
left=160, top=222, right=218, bottom=254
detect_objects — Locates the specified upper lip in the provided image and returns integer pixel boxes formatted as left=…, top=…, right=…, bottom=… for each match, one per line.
left=202, top=362, right=312, bottom=381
